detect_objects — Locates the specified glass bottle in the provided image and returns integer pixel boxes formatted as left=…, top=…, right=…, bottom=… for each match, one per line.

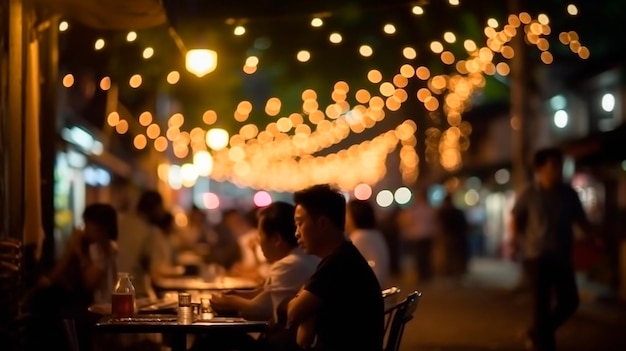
left=111, top=272, right=136, bottom=318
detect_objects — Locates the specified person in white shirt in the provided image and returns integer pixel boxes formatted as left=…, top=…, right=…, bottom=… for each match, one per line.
left=116, top=190, right=165, bottom=297
left=399, top=189, right=436, bottom=283
left=223, top=208, right=268, bottom=280
left=211, top=202, right=319, bottom=322
left=345, top=199, right=391, bottom=288
left=200, top=202, right=319, bottom=351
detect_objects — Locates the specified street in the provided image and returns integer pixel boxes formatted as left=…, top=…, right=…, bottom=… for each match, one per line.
left=390, top=259, right=626, bottom=351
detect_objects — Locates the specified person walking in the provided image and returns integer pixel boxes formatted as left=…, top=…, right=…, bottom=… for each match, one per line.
left=510, top=148, right=594, bottom=351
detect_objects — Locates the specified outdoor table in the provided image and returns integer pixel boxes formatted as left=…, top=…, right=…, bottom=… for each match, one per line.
left=88, top=297, right=179, bottom=315
left=152, top=275, right=260, bottom=292
left=94, top=314, right=268, bottom=351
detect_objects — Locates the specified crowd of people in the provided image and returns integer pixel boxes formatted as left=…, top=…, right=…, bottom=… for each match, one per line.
left=22, top=179, right=478, bottom=351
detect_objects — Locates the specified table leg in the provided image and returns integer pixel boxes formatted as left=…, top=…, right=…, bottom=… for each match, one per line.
left=170, top=332, right=187, bottom=351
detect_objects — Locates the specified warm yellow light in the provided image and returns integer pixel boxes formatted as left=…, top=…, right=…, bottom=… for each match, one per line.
left=154, top=137, right=168, bottom=152
left=311, top=18, right=323, bottom=27
left=193, top=150, right=214, bottom=176
left=126, top=31, right=137, bottom=42
left=412, top=6, right=424, bottom=15
left=329, top=33, right=343, bottom=44
left=146, top=124, right=160, bottom=139
left=449, top=0, right=459, bottom=5
left=115, top=120, right=128, bottom=134
left=246, top=56, right=259, bottom=67
left=540, top=51, right=554, bottom=64
left=487, top=18, right=499, bottom=28
left=359, top=45, right=373, bottom=57
left=139, top=112, right=152, bottom=126
left=578, top=46, right=590, bottom=59
left=430, top=41, right=444, bottom=53
left=94, top=39, right=105, bottom=50
left=167, top=71, right=180, bottom=84
left=443, top=32, right=456, bottom=43
left=59, top=21, right=69, bottom=32
left=297, top=50, right=311, bottom=62
left=243, top=65, right=257, bottom=74
left=441, top=51, right=455, bottom=65
left=203, top=110, right=217, bottom=125
left=129, top=74, right=142, bottom=88
left=134, top=134, right=147, bottom=149
left=206, top=128, right=229, bottom=151
left=538, top=14, right=550, bottom=25
left=464, top=39, right=477, bottom=52
left=142, top=47, right=154, bottom=59
left=567, top=4, right=578, bottom=16
left=234, top=26, right=246, bottom=36
left=62, top=74, right=74, bottom=88
left=99, top=76, right=111, bottom=91
left=185, top=49, right=218, bottom=77
left=403, top=47, right=417, bottom=59
left=107, top=112, right=120, bottom=127
left=367, top=69, right=383, bottom=83
left=383, top=24, right=396, bottom=34
left=415, top=66, right=430, bottom=80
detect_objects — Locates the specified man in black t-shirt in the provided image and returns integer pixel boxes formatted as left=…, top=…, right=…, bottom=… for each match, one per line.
left=288, top=184, right=384, bottom=351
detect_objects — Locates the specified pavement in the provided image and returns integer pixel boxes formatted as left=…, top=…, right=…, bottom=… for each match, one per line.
left=390, top=258, right=626, bottom=351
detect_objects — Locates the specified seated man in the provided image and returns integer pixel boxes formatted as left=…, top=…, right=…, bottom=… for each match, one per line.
left=288, top=184, right=384, bottom=351
left=194, top=201, right=319, bottom=351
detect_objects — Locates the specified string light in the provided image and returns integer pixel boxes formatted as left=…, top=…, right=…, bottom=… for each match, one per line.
left=95, top=5, right=592, bottom=186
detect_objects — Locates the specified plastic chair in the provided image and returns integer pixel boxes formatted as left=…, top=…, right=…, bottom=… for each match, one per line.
left=383, top=291, right=421, bottom=351
left=63, top=318, right=80, bottom=351
left=382, top=287, right=402, bottom=309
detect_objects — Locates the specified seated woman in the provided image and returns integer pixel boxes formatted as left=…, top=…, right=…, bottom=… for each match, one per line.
left=346, top=199, right=391, bottom=288
left=26, top=203, right=118, bottom=350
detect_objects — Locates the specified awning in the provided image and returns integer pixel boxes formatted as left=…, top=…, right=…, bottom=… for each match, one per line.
left=35, top=0, right=167, bottom=30
left=562, top=123, right=626, bottom=165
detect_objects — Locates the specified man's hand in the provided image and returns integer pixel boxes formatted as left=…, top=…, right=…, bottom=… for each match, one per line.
left=210, top=294, right=238, bottom=314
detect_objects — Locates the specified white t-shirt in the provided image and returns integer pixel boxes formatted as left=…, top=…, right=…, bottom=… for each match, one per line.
left=244, top=247, right=320, bottom=322
left=89, top=240, right=118, bottom=304
left=116, top=213, right=158, bottom=297
left=349, top=229, right=391, bottom=288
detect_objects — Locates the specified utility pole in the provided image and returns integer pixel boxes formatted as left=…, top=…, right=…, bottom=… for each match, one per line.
left=509, top=0, right=532, bottom=193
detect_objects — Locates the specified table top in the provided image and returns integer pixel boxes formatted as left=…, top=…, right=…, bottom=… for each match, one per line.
left=152, top=275, right=260, bottom=291
left=94, top=314, right=268, bottom=334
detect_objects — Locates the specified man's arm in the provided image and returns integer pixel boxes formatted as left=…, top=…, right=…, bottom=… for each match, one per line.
left=287, top=288, right=321, bottom=327
left=211, top=290, right=272, bottom=320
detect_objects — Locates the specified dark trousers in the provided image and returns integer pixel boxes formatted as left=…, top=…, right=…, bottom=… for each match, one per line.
left=407, top=238, right=433, bottom=283
left=527, top=256, right=579, bottom=351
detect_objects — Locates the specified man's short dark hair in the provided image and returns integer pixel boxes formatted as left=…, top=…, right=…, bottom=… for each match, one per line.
left=347, top=199, right=377, bottom=230
left=293, top=184, right=346, bottom=232
left=258, top=202, right=298, bottom=247
left=533, top=147, right=563, bottom=169
left=83, top=203, right=118, bottom=240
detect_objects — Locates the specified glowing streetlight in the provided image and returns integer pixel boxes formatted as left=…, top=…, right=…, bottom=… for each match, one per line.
left=185, top=49, right=218, bottom=78
left=205, top=128, right=229, bottom=151
left=193, top=150, right=214, bottom=176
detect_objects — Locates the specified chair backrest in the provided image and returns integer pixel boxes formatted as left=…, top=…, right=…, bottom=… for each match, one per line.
left=382, top=287, right=401, bottom=311
left=0, top=238, right=22, bottom=322
left=383, top=291, right=421, bottom=351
